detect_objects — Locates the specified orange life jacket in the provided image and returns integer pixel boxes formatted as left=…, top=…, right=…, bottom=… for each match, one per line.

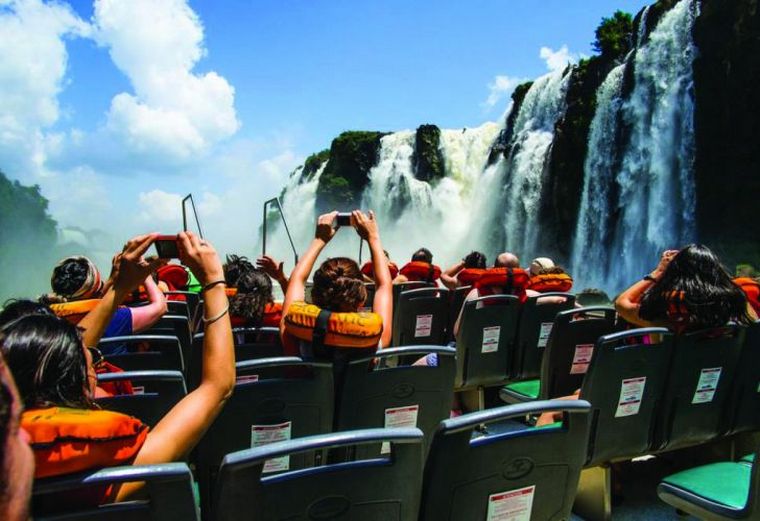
left=22, top=407, right=148, bottom=479
left=457, top=268, right=485, bottom=286
left=225, top=287, right=238, bottom=297
left=283, top=301, right=382, bottom=349
left=50, top=299, right=100, bottom=325
left=399, top=261, right=441, bottom=282
left=526, top=272, right=574, bottom=293
left=474, top=267, right=530, bottom=302
left=734, top=277, right=760, bottom=315
left=361, top=261, right=399, bottom=280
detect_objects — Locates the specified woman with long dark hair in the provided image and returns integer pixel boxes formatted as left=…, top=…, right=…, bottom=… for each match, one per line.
left=1, top=232, right=234, bottom=503
left=229, top=268, right=276, bottom=327
left=616, top=244, right=756, bottom=331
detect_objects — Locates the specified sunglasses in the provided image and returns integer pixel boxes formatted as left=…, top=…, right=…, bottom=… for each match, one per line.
left=87, top=347, right=105, bottom=368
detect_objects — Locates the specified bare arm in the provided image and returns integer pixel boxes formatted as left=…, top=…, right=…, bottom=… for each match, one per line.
left=129, top=277, right=168, bottom=332
left=257, top=255, right=289, bottom=296
left=354, top=210, right=392, bottom=348
left=441, top=260, right=465, bottom=290
left=78, top=235, right=164, bottom=348
left=615, top=250, right=678, bottom=327
left=280, top=212, right=337, bottom=340
left=121, top=233, right=234, bottom=499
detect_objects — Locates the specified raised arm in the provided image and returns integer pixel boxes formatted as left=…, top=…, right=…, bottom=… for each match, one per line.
left=353, top=210, right=392, bottom=348
left=257, top=255, right=290, bottom=295
left=121, top=232, right=234, bottom=498
left=280, top=212, right=338, bottom=339
left=441, top=260, right=465, bottom=290
left=78, top=234, right=164, bottom=348
left=129, top=276, right=168, bottom=332
left=615, top=250, right=677, bottom=327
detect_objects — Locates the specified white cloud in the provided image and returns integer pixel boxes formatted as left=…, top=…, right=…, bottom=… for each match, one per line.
left=93, top=0, right=240, bottom=162
left=483, top=75, right=526, bottom=111
left=0, top=0, right=89, bottom=174
left=539, top=45, right=579, bottom=72
left=137, top=189, right=184, bottom=225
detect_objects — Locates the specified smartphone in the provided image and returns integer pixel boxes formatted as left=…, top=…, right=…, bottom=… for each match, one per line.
left=154, top=235, right=180, bottom=259
left=335, top=213, right=352, bottom=227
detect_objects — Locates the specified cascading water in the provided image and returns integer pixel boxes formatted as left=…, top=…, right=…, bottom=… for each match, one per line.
left=571, top=63, right=627, bottom=289
left=501, top=69, right=572, bottom=260
left=362, top=122, right=502, bottom=265
left=570, top=0, right=698, bottom=292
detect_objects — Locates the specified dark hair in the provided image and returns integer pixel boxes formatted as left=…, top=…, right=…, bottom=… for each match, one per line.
left=312, top=258, right=367, bottom=312
left=463, top=251, right=487, bottom=269
left=639, top=244, right=752, bottom=330
left=51, top=258, right=90, bottom=297
left=411, top=248, right=433, bottom=264
left=0, top=300, right=54, bottom=328
left=0, top=370, right=12, bottom=498
left=0, top=315, right=94, bottom=410
left=576, top=288, right=612, bottom=307
left=224, top=255, right=255, bottom=287
left=229, top=269, right=273, bottom=327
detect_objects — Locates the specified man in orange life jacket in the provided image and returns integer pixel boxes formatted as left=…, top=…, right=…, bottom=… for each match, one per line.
left=394, top=247, right=442, bottom=285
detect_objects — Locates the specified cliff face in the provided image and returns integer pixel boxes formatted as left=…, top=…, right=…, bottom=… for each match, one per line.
left=413, top=124, right=445, bottom=183
left=693, top=0, right=760, bottom=268
left=538, top=57, right=620, bottom=261
left=315, top=131, right=386, bottom=213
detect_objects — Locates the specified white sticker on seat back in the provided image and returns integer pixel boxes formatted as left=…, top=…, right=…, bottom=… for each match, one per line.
left=615, top=377, right=646, bottom=418
left=692, top=367, right=722, bottom=404
left=381, top=405, right=419, bottom=454
left=537, top=322, right=553, bottom=348
left=415, top=314, right=433, bottom=337
left=570, top=344, right=594, bottom=374
left=486, top=485, right=535, bottom=521
left=251, top=421, right=292, bottom=473
left=482, top=326, right=501, bottom=353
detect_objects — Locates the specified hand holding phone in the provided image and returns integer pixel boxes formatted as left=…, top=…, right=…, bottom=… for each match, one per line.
left=154, top=235, right=180, bottom=259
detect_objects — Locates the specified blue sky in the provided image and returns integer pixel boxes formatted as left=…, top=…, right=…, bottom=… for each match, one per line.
left=0, top=0, right=651, bottom=258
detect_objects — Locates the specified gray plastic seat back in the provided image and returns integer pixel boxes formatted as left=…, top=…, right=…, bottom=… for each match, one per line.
left=581, top=328, right=673, bottom=466
left=392, top=281, right=432, bottom=311
left=655, top=325, right=745, bottom=452
left=164, top=291, right=200, bottom=320
left=213, top=428, right=424, bottom=521
left=99, top=335, right=184, bottom=373
left=33, top=463, right=198, bottom=521
left=197, top=357, right=334, bottom=515
left=144, top=315, right=193, bottom=368
left=336, top=346, right=455, bottom=456
left=447, top=285, right=472, bottom=342
left=512, top=294, right=576, bottom=380
left=538, top=306, right=617, bottom=399
left=392, top=287, right=450, bottom=346
left=419, top=400, right=591, bottom=521
left=727, top=321, right=760, bottom=434
left=454, top=295, right=521, bottom=389
left=95, top=370, right=187, bottom=427
left=188, top=328, right=282, bottom=390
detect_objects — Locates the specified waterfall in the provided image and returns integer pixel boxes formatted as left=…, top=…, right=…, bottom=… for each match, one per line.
left=571, top=0, right=698, bottom=292
left=501, top=69, right=572, bottom=260
left=608, top=0, right=698, bottom=291
left=571, top=64, right=626, bottom=288
left=362, top=123, right=502, bottom=265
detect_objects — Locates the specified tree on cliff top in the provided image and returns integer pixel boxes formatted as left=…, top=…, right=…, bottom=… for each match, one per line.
left=593, top=10, right=634, bottom=60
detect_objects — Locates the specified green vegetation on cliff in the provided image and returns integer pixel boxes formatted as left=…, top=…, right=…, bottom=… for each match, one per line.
left=593, top=11, right=634, bottom=60
left=315, top=131, right=386, bottom=213
left=413, top=124, right=445, bottom=182
left=487, top=81, right=534, bottom=165
left=302, top=149, right=330, bottom=181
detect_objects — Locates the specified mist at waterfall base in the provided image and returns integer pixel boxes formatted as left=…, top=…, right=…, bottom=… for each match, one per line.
left=265, top=0, right=699, bottom=297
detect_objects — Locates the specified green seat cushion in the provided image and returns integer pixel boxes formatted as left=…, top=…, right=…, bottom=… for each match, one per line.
left=663, top=462, right=751, bottom=510
left=741, top=453, right=755, bottom=464
left=504, top=379, right=540, bottom=399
